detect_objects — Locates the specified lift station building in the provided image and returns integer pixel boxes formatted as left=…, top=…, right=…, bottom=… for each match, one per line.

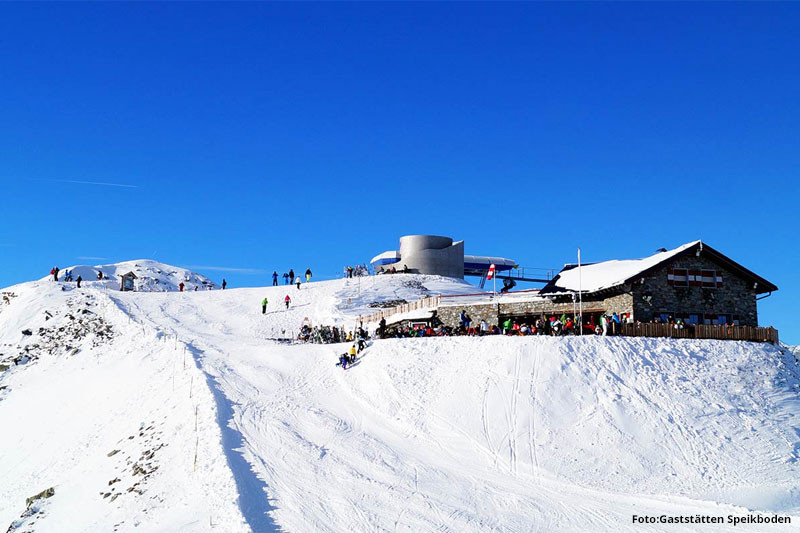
left=370, top=235, right=517, bottom=280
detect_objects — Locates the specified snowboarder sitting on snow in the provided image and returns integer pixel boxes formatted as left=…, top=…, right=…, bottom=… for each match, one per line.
left=284, top=295, right=291, bottom=309
left=338, top=353, right=349, bottom=369
left=261, top=297, right=268, bottom=314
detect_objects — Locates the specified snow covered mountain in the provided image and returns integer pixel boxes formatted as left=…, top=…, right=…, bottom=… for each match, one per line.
left=41, top=259, right=220, bottom=292
left=1, top=266, right=799, bottom=532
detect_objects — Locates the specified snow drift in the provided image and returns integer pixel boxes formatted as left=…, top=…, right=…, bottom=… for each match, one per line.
left=2, top=263, right=799, bottom=532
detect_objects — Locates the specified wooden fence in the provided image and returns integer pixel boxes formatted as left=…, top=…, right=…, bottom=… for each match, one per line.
left=620, top=323, right=778, bottom=343
left=359, top=295, right=442, bottom=324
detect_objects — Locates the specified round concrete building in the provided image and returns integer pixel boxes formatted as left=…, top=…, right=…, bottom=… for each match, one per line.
left=396, top=235, right=465, bottom=279
left=371, top=234, right=516, bottom=280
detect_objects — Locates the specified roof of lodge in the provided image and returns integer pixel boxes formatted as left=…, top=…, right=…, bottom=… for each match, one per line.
left=539, top=241, right=778, bottom=296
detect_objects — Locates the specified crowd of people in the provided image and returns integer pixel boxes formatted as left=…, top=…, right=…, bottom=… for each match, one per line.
left=373, top=311, right=641, bottom=339
left=343, top=264, right=370, bottom=278
left=297, top=323, right=369, bottom=349
left=275, top=268, right=313, bottom=287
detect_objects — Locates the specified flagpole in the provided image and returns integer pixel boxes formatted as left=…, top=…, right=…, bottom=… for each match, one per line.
left=578, top=247, right=583, bottom=336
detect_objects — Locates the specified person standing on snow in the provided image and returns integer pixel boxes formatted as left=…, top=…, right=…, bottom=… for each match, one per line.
left=295, top=276, right=301, bottom=289
left=222, top=279, right=227, bottom=290
left=305, top=269, right=312, bottom=282
left=348, top=345, right=357, bottom=364
left=289, top=269, right=295, bottom=283
left=53, top=267, right=60, bottom=282
left=76, top=275, right=82, bottom=288
left=284, top=295, right=291, bottom=309
left=283, top=272, right=289, bottom=285
left=179, top=282, right=185, bottom=292
left=261, top=297, right=268, bottom=314
left=272, top=271, right=278, bottom=286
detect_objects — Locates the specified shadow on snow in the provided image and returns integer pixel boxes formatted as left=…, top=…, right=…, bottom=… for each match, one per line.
left=187, top=342, right=281, bottom=532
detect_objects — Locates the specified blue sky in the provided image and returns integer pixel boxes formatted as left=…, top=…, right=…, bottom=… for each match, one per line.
left=1, top=3, right=798, bottom=343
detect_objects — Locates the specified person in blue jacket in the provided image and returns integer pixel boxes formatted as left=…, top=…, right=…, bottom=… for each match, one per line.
left=272, top=271, right=278, bottom=286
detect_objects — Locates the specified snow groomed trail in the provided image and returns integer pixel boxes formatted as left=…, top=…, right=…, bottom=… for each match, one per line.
left=2, top=272, right=800, bottom=532
left=114, top=276, right=800, bottom=531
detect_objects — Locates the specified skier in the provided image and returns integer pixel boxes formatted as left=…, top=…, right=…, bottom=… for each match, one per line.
left=76, top=275, right=82, bottom=288
left=356, top=329, right=367, bottom=352
left=272, top=271, right=278, bottom=286
left=305, top=268, right=312, bottom=282
left=283, top=272, right=289, bottom=285
left=289, top=269, right=295, bottom=283
left=295, top=276, right=301, bottom=289
left=284, top=295, right=291, bottom=309
left=179, top=282, right=185, bottom=292
left=222, top=279, right=227, bottom=290
left=262, top=297, right=268, bottom=314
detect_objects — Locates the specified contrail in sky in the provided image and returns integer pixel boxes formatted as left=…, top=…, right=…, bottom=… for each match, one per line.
left=40, top=179, right=138, bottom=189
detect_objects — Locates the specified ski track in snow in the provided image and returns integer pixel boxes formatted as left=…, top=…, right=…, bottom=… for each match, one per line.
left=2, top=273, right=800, bottom=532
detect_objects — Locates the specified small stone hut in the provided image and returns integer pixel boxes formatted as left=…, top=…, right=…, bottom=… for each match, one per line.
left=119, top=271, right=138, bottom=292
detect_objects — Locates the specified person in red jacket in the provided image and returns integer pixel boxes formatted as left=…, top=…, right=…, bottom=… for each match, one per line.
left=284, top=294, right=291, bottom=309
left=179, top=282, right=185, bottom=292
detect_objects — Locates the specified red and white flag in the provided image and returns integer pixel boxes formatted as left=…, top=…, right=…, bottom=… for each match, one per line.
left=487, top=264, right=496, bottom=280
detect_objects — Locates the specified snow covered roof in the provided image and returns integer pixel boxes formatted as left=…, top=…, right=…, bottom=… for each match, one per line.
left=370, top=250, right=400, bottom=266
left=539, top=240, right=777, bottom=296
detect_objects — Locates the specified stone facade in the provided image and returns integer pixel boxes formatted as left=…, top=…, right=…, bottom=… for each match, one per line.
left=437, top=292, right=634, bottom=329
left=436, top=253, right=763, bottom=328
left=437, top=304, right=499, bottom=328
left=630, top=255, right=759, bottom=326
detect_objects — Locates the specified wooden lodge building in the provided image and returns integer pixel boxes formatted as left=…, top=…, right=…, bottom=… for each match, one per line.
left=431, top=240, right=777, bottom=330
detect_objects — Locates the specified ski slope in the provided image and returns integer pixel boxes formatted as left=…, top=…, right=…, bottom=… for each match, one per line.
left=2, top=265, right=799, bottom=532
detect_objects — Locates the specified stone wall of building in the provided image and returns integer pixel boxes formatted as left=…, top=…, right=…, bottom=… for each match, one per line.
left=631, top=255, right=759, bottom=326
left=437, top=303, right=500, bottom=328
left=437, top=292, right=634, bottom=329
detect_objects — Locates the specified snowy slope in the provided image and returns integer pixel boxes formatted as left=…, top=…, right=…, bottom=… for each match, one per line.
left=2, top=269, right=800, bottom=532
